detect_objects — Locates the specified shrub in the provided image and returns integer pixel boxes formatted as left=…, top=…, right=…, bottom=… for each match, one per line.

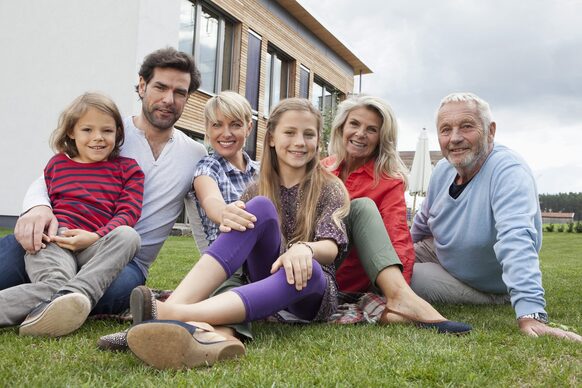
left=545, top=224, right=555, bottom=232
left=557, top=224, right=564, bottom=232
left=567, top=222, right=574, bottom=233
left=576, top=221, right=582, bottom=233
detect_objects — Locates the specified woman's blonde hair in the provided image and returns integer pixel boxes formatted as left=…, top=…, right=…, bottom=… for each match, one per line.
left=50, top=92, right=124, bottom=159
left=204, top=91, right=253, bottom=146
left=259, top=98, right=349, bottom=246
left=328, top=95, right=408, bottom=187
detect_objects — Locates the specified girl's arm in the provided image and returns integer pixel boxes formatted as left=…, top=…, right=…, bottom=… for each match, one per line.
left=270, top=239, right=338, bottom=291
left=193, top=175, right=256, bottom=232
left=95, top=159, right=145, bottom=237
left=299, top=239, right=338, bottom=265
left=269, top=180, right=348, bottom=291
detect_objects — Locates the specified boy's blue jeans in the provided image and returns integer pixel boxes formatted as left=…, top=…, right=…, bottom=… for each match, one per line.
left=0, top=234, right=145, bottom=315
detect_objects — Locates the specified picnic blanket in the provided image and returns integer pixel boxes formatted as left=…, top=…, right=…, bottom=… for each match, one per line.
left=90, top=290, right=387, bottom=325
left=329, top=292, right=386, bottom=324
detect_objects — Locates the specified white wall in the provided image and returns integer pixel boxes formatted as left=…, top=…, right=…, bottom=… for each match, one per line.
left=0, top=0, right=181, bottom=221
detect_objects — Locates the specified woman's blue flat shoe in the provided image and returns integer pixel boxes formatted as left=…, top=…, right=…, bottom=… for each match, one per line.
left=415, top=319, right=472, bottom=334
left=382, top=308, right=472, bottom=335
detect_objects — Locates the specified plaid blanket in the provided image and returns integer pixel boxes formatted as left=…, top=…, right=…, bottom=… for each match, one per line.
left=328, top=292, right=386, bottom=324
left=90, top=290, right=386, bottom=325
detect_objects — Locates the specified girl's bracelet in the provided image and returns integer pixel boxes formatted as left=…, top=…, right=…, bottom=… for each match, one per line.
left=288, top=241, right=314, bottom=256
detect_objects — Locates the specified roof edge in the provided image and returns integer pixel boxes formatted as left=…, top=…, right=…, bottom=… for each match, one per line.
left=275, top=0, right=372, bottom=75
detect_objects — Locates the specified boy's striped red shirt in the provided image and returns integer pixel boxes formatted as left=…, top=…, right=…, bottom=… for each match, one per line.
left=44, top=153, right=145, bottom=236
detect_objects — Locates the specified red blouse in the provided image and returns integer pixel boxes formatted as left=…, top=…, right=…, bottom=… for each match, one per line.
left=322, top=156, right=414, bottom=291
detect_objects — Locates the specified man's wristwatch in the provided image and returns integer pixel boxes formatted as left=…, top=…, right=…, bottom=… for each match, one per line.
left=518, top=312, right=549, bottom=324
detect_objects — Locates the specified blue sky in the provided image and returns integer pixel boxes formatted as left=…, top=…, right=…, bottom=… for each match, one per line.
left=299, top=0, right=582, bottom=194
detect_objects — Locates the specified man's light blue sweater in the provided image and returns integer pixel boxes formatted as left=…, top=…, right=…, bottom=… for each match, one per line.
left=411, top=143, right=545, bottom=317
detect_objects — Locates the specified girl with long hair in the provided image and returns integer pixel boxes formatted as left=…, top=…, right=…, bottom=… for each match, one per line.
left=124, top=98, right=350, bottom=370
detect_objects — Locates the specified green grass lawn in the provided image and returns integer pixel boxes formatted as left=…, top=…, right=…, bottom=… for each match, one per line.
left=0, top=229, right=581, bottom=386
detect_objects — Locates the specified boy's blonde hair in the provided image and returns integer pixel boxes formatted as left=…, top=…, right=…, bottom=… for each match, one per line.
left=259, top=98, right=349, bottom=245
left=50, top=92, right=124, bottom=159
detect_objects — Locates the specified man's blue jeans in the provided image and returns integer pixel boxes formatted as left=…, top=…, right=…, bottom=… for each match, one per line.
left=0, top=234, right=145, bottom=314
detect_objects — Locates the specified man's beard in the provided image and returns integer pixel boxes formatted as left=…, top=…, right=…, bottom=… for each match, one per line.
left=448, top=135, right=490, bottom=170
left=142, top=104, right=179, bottom=131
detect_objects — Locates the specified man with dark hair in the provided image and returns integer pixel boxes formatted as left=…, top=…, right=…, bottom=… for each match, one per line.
left=0, top=47, right=207, bottom=316
left=136, top=47, right=201, bottom=94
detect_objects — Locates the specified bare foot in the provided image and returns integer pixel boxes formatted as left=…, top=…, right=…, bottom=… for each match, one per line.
left=381, top=287, right=446, bottom=324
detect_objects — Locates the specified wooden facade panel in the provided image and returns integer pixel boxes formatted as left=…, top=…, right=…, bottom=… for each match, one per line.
left=177, top=0, right=359, bottom=159
left=176, top=93, right=210, bottom=137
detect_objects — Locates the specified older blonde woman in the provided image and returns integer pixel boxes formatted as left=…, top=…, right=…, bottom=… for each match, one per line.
left=322, top=95, right=465, bottom=330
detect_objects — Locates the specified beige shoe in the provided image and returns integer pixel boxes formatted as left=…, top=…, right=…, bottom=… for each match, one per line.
left=127, top=320, right=245, bottom=370
left=19, top=292, right=91, bottom=337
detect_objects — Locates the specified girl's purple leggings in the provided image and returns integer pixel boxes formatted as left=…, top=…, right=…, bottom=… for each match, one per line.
left=205, top=196, right=327, bottom=322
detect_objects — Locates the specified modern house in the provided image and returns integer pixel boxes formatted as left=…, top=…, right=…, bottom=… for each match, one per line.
left=0, top=0, right=371, bottom=227
left=541, top=212, right=575, bottom=224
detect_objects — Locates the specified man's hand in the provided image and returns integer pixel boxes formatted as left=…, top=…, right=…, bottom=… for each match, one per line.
left=270, top=243, right=313, bottom=291
left=518, top=318, right=582, bottom=343
left=219, top=201, right=257, bottom=233
left=52, top=229, right=100, bottom=251
left=14, top=205, right=58, bottom=253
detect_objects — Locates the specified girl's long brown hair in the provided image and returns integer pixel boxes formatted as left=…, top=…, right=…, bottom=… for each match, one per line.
left=258, top=98, right=349, bottom=245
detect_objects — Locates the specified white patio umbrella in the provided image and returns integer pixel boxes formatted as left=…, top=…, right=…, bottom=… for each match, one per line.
left=408, top=128, right=433, bottom=216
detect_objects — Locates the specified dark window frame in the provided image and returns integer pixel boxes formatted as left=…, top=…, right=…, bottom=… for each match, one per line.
left=179, top=0, right=235, bottom=94
left=312, top=75, right=340, bottom=114
left=245, top=29, right=262, bottom=112
left=299, top=65, right=310, bottom=99
left=263, top=45, right=292, bottom=116
left=244, top=29, right=262, bottom=159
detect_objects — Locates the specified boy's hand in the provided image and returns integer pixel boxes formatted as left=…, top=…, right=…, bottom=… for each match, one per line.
left=52, top=229, right=100, bottom=251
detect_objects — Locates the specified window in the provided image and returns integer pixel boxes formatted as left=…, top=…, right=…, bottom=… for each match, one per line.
left=245, top=30, right=262, bottom=112
left=312, top=76, right=339, bottom=116
left=179, top=0, right=234, bottom=94
left=312, top=77, right=342, bottom=156
left=299, top=65, right=310, bottom=99
left=243, top=119, right=258, bottom=160
left=264, top=46, right=291, bottom=115
left=244, top=30, right=262, bottom=159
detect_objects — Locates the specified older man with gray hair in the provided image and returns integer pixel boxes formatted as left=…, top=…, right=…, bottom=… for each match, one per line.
left=411, top=92, right=581, bottom=342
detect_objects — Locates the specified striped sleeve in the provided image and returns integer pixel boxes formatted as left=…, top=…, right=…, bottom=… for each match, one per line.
left=95, top=157, right=144, bottom=236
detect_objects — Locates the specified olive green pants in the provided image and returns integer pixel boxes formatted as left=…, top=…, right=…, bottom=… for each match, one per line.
left=340, top=197, right=402, bottom=291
